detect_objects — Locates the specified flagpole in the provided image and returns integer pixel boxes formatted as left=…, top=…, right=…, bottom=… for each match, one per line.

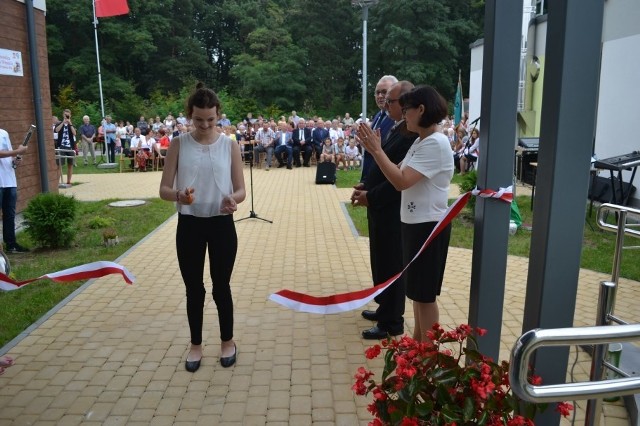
left=92, top=0, right=106, bottom=119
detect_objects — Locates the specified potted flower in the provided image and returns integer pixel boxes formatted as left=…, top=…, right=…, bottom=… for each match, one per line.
left=353, top=323, right=573, bottom=425
left=102, top=227, right=119, bottom=247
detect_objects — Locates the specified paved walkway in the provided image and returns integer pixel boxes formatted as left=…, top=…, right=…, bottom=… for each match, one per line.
left=0, top=167, right=636, bottom=425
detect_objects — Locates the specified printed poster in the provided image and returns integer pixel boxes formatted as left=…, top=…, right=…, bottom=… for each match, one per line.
left=0, top=48, right=24, bottom=77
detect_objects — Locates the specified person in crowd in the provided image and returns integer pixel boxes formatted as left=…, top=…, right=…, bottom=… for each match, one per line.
left=152, top=116, right=163, bottom=132
left=79, top=115, right=97, bottom=166
left=320, top=137, right=334, bottom=163
left=352, top=81, right=417, bottom=339
left=291, top=118, right=312, bottom=167
left=218, top=113, right=231, bottom=127
left=343, top=112, right=355, bottom=127
left=153, top=128, right=170, bottom=158
left=334, top=137, right=348, bottom=170
left=103, top=115, right=117, bottom=163
left=177, top=112, right=188, bottom=126
left=274, top=121, right=293, bottom=169
left=137, top=116, right=149, bottom=136
left=0, top=126, right=30, bottom=253
left=345, top=138, right=361, bottom=170
left=459, top=126, right=479, bottom=175
left=159, top=82, right=245, bottom=372
left=253, top=121, right=275, bottom=170
left=54, top=109, right=77, bottom=186
left=163, top=113, right=175, bottom=133
left=116, top=120, right=128, bottom=153
left=289, top=110, right=300, bottom=127
left=358, top=85, right=453, bottom=342
left=361, top=75, right=398, bottom=185
left=452, top=126, right=468, bottom=173
left=312, top=119, right=329, bottom=162
left=129, top=127, right=145, bottom=169
left=329, top=119, right=344, bottom=143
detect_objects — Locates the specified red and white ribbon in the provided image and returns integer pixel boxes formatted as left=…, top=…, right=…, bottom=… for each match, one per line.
left=471, top=185, right=513, bottom=203
left=0, top=261, right=135, bottom=291
left=269, top=186, right=513, bottom=314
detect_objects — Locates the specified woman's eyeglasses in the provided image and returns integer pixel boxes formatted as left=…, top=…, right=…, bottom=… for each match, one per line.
left=401, top=106, right=416, bottom=115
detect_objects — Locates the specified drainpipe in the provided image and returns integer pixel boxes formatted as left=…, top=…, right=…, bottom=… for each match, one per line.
left=25, top=0, right=49, bottom=193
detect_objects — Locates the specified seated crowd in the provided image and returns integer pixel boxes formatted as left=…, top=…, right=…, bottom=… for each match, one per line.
left=85, top=109, right=475, bottom=174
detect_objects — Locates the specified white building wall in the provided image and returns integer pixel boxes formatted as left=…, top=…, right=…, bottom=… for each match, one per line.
left=594, top=0, right=640, bottom=205
left=468, top=0, right=640, bottom=206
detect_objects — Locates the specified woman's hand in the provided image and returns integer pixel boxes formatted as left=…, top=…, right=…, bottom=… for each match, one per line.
left=220, top=195, right=237, bottom=214
left=356, top=123, right=382, bottom=155
left=178, top=187, right=195, bottom=205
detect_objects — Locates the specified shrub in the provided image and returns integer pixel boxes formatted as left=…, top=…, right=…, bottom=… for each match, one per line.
left=458, top=170, right=478, bottom=213
left=23, top=193, right=78, bottom=249
left=88, top=216, right=115, bottom=229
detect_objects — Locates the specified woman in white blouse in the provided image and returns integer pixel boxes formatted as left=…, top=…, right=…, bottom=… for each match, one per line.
left=159, top=83, right=245, bottom=372
left=358, top=86, right=454, bottom=342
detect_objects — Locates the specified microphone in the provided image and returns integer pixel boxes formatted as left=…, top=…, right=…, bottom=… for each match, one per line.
left=469, top=116, right=481, bottom=126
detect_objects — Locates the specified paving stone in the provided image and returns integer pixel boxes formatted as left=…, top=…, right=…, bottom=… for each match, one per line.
left=0, top=172, right=632, bottom=426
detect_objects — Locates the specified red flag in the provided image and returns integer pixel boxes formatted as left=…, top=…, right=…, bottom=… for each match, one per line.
left=95, top=0, right=129, bottom=18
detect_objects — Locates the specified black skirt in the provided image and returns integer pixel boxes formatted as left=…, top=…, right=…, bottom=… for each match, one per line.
left=402, top=221, right=451, bottom=303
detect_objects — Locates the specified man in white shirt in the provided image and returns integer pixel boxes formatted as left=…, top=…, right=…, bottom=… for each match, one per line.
left=0, top=127, right=29, bottom=253
left=253, top=121, right=275, bottom=170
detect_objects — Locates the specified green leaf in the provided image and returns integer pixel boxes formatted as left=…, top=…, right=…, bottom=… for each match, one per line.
left=416, top=400, right=435, bottom=417
left=462, top=397, right=475, bottom=421
left=440, top=405, right=463, bottom=422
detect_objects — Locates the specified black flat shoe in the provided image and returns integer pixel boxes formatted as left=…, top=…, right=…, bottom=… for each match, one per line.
left=185, top=359, right=201, bottom=372
left=361, top=310, right=378, bottom=321
left=220, top=343, right=237, bottom=368
left=362, top=326, right=403, bottom=340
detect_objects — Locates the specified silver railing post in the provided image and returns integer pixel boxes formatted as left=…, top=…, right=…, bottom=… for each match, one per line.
left=585, top=281, right=617, bottom=426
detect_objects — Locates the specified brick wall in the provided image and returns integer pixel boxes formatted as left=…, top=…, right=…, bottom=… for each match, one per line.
left=0, top=0, right=57, bottom=213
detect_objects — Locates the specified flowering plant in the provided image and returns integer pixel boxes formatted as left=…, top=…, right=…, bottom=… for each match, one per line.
left=353, top=323, right=573, bottom=426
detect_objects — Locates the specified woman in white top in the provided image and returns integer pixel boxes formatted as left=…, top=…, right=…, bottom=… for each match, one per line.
left=459, top=127, right=479, bottom=175
left=159, top=83, right=246, bottom=372
left=358, top=86, right=454, bottom=342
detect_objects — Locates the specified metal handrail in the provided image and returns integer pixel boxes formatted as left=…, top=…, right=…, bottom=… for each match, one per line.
left=510, top=323, right=640, bottom=403
left=596, top=203, right=640, bottom=284
left=597, top=203, right=640, bottom=239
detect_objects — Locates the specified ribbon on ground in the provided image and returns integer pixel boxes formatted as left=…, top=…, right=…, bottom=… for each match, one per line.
left=269, top=187, right=513, bottom=314
left=0, top=261, right=135, bottom=291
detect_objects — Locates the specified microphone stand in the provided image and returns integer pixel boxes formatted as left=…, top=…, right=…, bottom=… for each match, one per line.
left=235, top=140, right=273, bottom=224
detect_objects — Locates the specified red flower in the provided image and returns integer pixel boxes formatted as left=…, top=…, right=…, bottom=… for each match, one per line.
left=556, top=401, right=574, bottom=417
left=529, top=374, right=543, bottom=386
left=354, top=324, right=569, bottom=425
left=365, top=344, right=382, bottom=359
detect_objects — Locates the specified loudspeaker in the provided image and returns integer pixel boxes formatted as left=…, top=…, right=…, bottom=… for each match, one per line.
left=315, top=161, right=336, bottom=184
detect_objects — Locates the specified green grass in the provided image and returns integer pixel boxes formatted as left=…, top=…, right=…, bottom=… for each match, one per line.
left=0, top=198, right=176, bottom=347
left=345, top=191, right=640, bottom=283
left=336, top=167, right=362, bottom=188
left=72, top=160, right=123, bottom=175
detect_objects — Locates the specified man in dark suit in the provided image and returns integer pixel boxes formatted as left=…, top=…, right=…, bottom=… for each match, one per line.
left=291, top=118, right=312, bottom=167
left=311, top=119, right=328, bottom=162
left=351, top=80, right=417, bottom=339
left=274, top=121, right=294, bottom=169
left=361, top=75, right=397, bottom=184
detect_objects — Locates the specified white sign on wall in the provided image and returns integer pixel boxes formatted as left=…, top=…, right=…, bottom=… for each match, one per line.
left=0, top=48, right=24, bottom=77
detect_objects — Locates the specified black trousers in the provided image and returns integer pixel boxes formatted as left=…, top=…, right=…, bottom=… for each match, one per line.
left=293, top=144, right=312, bottom=166
left=176, top=213, right=237, bottom=344
left=368, top=207, right=405, bottom=331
